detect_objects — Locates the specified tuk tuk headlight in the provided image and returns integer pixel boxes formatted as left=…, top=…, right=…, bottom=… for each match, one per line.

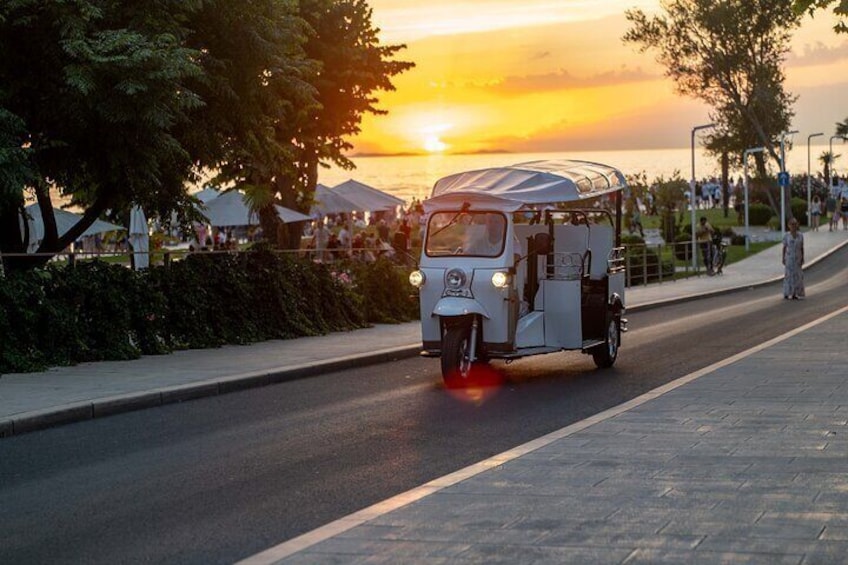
left=445, top=268, right=467, bottom=289
left=409, top=270, right=425, bottom=288
left=491, top=271, right=509, bottom=288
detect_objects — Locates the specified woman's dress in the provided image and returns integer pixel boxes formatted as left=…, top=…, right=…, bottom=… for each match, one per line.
left=783, top=232, right=804, bottom=298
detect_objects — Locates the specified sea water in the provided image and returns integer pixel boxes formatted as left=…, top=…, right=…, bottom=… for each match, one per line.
left=319, top=145, right=838, bottom=205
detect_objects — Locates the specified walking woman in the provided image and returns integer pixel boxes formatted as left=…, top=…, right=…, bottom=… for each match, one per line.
left=811, top=195, right=822, bottom=231
left=782, top=217, right=805, bottom=300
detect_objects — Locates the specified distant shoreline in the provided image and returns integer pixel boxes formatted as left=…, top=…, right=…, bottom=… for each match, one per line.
left=350, top=149, right=513, bottom=158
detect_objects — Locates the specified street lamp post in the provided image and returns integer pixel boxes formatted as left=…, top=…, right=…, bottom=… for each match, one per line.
left=808, top=133, right=824, bottom=228
left=691, top=123, right=715, bottom=270
left=779, top=130, right=798, bottom=237
left=830, top=135, right=847, bottom=179
left=744, top=147, right=765, bottom=253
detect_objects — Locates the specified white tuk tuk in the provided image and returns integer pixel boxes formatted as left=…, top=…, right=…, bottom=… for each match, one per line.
left=409, top=159, right=628, bottom=387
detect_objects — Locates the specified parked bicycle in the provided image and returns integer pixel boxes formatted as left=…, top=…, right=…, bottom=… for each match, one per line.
left=710, top=233, right=727, bottom=275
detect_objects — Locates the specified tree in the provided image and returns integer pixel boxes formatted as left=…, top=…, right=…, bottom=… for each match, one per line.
left=652, top=173, right=690, bottom=243
left=623, top=0, right=800, bottom=219
left=820, top=151, right=839, bottom=185
left=265, top=0, right=415, bottom=248
left=837, top=117, right=848, bottom=137
left=0, top=0, right=203, bottom=268
left=793, top=0, right=848, bottom=33
left=178, top=0, right=319, bottom=247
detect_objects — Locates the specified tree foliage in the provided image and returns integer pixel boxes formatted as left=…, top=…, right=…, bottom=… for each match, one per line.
left=0, top=0, right=414, bottom=269
left=623, top=0, right=802, bottom=222
left=794, top=0, right=848, bottom=33
left=623, top=0, right=799, bottom=178
left=264, top=0, right=415, bottom=247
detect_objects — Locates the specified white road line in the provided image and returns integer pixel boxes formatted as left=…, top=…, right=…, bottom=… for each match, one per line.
left=236, top=304, right=848, bottom=565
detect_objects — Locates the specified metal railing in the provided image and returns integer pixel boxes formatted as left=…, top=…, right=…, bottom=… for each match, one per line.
left=622, top=241, right=709, bottom=287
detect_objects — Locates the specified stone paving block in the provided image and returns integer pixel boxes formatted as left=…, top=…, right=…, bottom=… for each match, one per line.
left=299, top=538, right=472, bottom=559
left=759, top=511, right=848, bottom=527
left=368, top=497, right=533, bottom=530
left=539, top=530, right=704, bottom=551
left=279, top=552, right=370, bottom=565
left=696, top=537, right=848, bottom=559
left=622, top=547, right=803, bottom=564
left=338, top=524, right=548, bottom=546
left=817, top=525, right=848, bottom=541
left=455, top=542, right=633, bottom=564
left=661, top=520, right=826, bottom=540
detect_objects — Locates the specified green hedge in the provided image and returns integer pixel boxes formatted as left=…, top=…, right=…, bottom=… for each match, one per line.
left=0, top=251, right=418, bottom=374
left=748, top=203, right=774, bottom=226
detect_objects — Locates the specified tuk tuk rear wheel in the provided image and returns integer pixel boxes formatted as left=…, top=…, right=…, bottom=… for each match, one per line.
left=592, top=316, right=620, bottom=368
left=441, top=326, right=473, bottom=387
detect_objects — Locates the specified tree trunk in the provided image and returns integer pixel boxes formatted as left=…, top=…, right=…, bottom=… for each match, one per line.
left=0, top=197, right=27, bottom=272
left=753, top=152, right=780, bottom=217
left=258, top=204, right=282, bottom=248
left=721, top=152, right=729, bottom=218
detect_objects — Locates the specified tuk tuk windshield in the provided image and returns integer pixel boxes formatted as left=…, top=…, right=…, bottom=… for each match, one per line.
left=426, top=211, right=506, bottom=257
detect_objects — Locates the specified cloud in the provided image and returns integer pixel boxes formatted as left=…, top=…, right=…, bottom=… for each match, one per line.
left=787, top=41, right=848, bottom=67
left=481, top=99, right=710, bottom=152
left=370, top=0, right=659, bottom=42
left=480, top=67, right=660, bottom=96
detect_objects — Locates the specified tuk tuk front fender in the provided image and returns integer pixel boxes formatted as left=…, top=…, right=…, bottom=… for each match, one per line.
left=432, top=297, right=490, bottom=320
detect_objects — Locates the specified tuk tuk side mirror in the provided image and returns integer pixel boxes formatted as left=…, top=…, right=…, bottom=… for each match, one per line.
left=533, top=232, right=552, bottom=255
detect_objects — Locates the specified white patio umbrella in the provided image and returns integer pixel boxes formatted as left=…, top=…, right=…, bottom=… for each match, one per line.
left=128, top=205, right=149, bottom=270
left=23, top=204, right=125, bottom=253
left=311, top=184, right=362, bottom=216
left=332, top=179, right=405, bottom=211
left=201, top=190, right=311, bottom=226
left=193, top=186, right=221, bottom=204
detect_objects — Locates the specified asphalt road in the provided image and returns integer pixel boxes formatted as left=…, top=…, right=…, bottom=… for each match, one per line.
left=1, top=247, right=845, bottom=564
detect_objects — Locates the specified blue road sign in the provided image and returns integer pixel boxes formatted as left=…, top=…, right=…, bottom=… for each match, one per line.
left=778, top=171, right=790, bottom=187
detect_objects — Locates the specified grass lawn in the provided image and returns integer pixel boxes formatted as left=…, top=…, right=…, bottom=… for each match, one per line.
left=642, top=208, right=746, bottom=231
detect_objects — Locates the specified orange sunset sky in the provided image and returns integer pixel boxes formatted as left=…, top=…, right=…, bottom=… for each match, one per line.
left=352, top=0, right=848, bottom=155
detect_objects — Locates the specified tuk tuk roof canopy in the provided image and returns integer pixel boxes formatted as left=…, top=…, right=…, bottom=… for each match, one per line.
left=427, top=159, right=627, bottom=211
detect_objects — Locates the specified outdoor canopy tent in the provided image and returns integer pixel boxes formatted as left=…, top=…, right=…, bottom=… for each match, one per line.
left=200, top=190, right=312, bottom=226
left=193, top=186, right=221, bottom=204
left=310, top=184, right=362, bottom=216
left=23, top=204, right=125, bottom=253
left=331, top=179, right=405, bottom=212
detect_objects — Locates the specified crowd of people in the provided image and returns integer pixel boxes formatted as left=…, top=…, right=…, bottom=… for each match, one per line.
left=304, top=199, right=428, bottom=264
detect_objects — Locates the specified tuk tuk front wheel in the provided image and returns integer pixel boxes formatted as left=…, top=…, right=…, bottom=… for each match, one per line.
left=592, top=316, right=620, bottom=369
left=441, top=326, right=473, bottom=387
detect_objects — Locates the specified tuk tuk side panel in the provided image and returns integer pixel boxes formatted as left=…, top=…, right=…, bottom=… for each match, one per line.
left=470, top=268, right=512, bottom=347
left=542, top=279, right=582, bottom=348
left=609, top=271, right=626, bottom=308
left=418, top=267, right=445, bottom=346
left=587, top=225, right=615, bottom=280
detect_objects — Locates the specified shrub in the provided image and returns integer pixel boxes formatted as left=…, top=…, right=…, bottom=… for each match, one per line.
left=790, top=197, right=807, bottom=226
left=0, top=251, right=416, bottom=374
left=748, top=203, right=773, bottom=226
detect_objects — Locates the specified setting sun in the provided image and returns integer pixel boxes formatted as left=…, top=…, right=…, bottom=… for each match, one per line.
left=423, top=134, right=448, bottom=153
left=418, top=122, right=453, bottom=153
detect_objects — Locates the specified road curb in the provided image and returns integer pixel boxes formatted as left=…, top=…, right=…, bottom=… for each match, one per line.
left=1, top=345, right=422, bottom=439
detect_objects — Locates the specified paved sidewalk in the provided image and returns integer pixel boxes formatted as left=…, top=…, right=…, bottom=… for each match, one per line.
left=246, top=306, right=848, bottom=564
left=1, top=228, right=846, bottom=437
